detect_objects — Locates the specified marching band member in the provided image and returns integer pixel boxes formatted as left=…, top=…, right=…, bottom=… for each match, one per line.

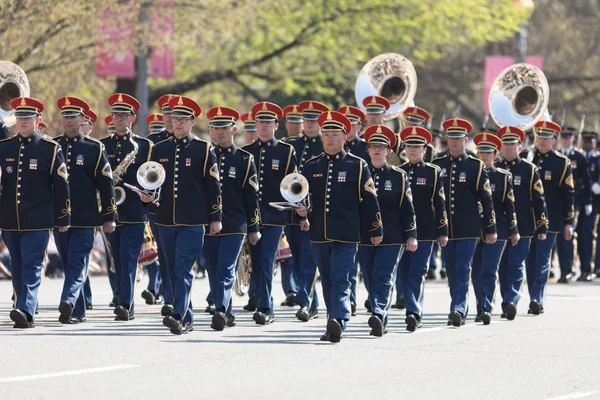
left=285, top=101, right=328, bottom=321
left=146, top=96, right=222, bottom=334
left=282, top=104, right=303, bottom=142
left=0, top=97, right=70, bottom=328
left=100, top=93, right=152, bottom=321
left=496, top=126, right=548, bottom=320
left=399, top=126, right=448, bottom=331
left=81, top=108, right=97, bottom=136
left=581, top=131, right=600, bottom=279
left=433, top=118, right=496, bottom=327
left=297, top=111, right=382, bottom=342
left=205, top=106, right=260, bottom=330
left=403, top=106, right=436, bottom=162
left=242, top=102, right=297, bottom=325
left=358, top=125, right=417, bottom=337
left=54, top=96, right=116, bottom=324
left=471, top=131, right=518, bottom=325
left=241, top=112, right=258, bottom=145
left=103, top=114, right=119, bottom=307
left=526, top=120, right=574, bottom=315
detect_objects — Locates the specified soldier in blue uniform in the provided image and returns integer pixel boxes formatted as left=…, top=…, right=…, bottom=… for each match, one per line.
left=527, top=120, right=574, bottom=315
left=433, top=118, right=497, bottom=327
left=204, top=106, right=260, bottom=330
left=358, top=125, right=417, bottom=337
left=339, top=105, right=368, bottom=314
left=54, top=96, right=116, bottom=324
left=146, top=95, right=222, bottom=334
left=399, top=126, right=448, bottom=331
left=402, top=107, right=436, bottom=163
left=285, top=101, right=328, bottom=320
left=583, top=131, right=600, bottom=279
left=100, top=93, right=152, bottom=321
left=496, top=126, right=548, bottom=320
left=471, top=131, right=519, bottom=325
left=555, top=127, right=591, bottom=282
left=143, top=95, right=176, bottom=316
left=0, top=97, right=70, bottom=328
left=242, top=102, right=296, bottom=325
left=282, top=104, right=303, bottom=142
left=297, top=111, right=382, bottom=343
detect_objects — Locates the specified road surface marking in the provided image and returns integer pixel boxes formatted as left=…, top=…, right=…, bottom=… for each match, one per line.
left=0, top=364, right=140, bottom=383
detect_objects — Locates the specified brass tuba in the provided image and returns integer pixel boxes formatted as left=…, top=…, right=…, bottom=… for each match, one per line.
left=355, top=53, right=417, bottom=121
left=488, top=63, right=550, bottom=130
left=0, top=61, right=30, bottom=127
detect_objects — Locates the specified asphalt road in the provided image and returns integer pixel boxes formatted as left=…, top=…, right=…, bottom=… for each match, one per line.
left=0, top=274, right=599, bottom=400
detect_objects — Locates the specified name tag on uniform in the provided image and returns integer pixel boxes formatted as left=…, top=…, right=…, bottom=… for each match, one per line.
left=416, top=177, right=426, bottom=185
left=76, top=155, right=84, bottom=165
left=545, top=170, right=552, bottom=180
left=385, top=180, right=392, bottom=190
left=459, top=172, right=467, bottom=183
left=313, top=173, right=323, bottom=178
left=571, top=160, right=577, bottom=169
left=338, top=171, right=347, bottom=182
left=108, top=154, right=116, bottom=158
left=159, top=158, right=169, bottom=162
left=229, top=166, right=236, bottom=178
left=272, top=159, right=280, bottom=170
left=5, top=158, right=14, bottom=162
left=29, top=159, right=38, bottom=170
left=186, top=158, right=192, bottom=167
left=514, top=176, right=521, bottom=185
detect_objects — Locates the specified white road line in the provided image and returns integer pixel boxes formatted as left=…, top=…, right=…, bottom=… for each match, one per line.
left=546, top=391, right=598, bottom=400
left=0, top=364, right=140, bottom=383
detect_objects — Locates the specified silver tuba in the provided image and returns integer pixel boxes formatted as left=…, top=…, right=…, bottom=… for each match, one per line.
left=0, top=61, right=31, bottom=127
left=355, top=53, right=417, bottom=121
left=123, top=161, right=166, bottom=206
left=269, top=173, right=310, bottom=211
left=488, top=63, right=550, bottom=131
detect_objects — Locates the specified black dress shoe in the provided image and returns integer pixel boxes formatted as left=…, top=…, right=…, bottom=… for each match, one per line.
left=557, top=277, right=569, bottom=284
left=154, top=295, right=164, bottom=305
left=109, top=294, right=118, bottom=307
left=58, top=301, right=73, bottom=323
left=351, top=302, right=357, bottom=316
left=141, top=290, right=156, bottom=305
left=182, top=322, right=194, bottom=334
left=369, top=315, right=385, bottom=337
left=10, top=309, right=33, bottom=329
left=211, top=312, right=227, bottom=331
left=405, top=314, right=421, bottom=332
left=320, top=332, right=330, bottom=341
left=163, top=316, right=183, bottom=335
left=391, top=297, right=406, bottom=310
left=426, top=268, right=436, bottom=280
left=449, top=311, right=463, bottom=327
left=243, top=296, right=257, bottom=312
left=577, top=274, right=593, bottom=282
left=480, top=311, right=491, bottom=325
left=114, top=305, right=134, bottom=321
left=205, top=303, right=216, bottom=315
left=440, top=269, right=447, bottom=279
left=161, top=304, right=174, bottom=317
left=364, top=299, right=373, bottom=313
left=253, top=311, right=274, bottom=325
left=529, top=300, right=541, bottom=315
left=500, top=313, right=507, bottom=319
left=280, top=293, right=296, bottom=307
left=296, top=306, right=310, bottom=322
left=326, top=319, right=342, bottom=342
left=474, top=313, right=482, bottom=323
left=226, top=314, right=236, bottom=327
left=565, top=272, right=574, bottom=280
left=505, top=302, right=517, bottom=321
left=86, top=303, right=93, bottom=310
left=71, top=315, right=87, bottom=324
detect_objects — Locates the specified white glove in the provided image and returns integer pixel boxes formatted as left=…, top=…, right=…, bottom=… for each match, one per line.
left=592, top=182, right=600, bottom=195
left=585, top=204, right=593, bottom=216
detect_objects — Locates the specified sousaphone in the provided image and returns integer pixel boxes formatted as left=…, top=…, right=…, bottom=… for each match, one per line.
left=0, top=61, right=30, bottom=127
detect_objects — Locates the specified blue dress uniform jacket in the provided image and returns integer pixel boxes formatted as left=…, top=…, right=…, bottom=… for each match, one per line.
left=496, top=156, right=548, bottom=237
left=562, top=147, right=591, bottom=209
left=588, top=152, right=600, bottom=212
left=401, top=161, right=448, bottom=241
left=433, top=153, right=496, bottom=239
left=151, top=135, right=222, bottom=226
left=215, top=144, right=260, bottom=234
left=287, top=134, right=323, bottom=225
left=360, top=163, right=416, bottom=245
left=242, top=137, right=296, bottom=226
left=100, top=131, right=152, bottom=224
left=345, top=136, right=370, bottom=164
left=55, top=133, right=116, bottom=227
left=146, top=129, right=171, bottom=215
left=531, top=150, right=575, bottom=232
left=485, top=167, right=518, bottom=240
left=0, top=132, right=70, bottom=230
left=303, top=150, right=383, bottom=243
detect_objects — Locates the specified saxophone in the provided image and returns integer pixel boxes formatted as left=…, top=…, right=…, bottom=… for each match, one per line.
left=113, top=134, right=139, bottom=206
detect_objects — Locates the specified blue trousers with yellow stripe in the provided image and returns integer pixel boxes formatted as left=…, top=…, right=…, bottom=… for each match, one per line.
left=148, top=214, right=172, bottom=303
left=157, top=225, right=205, bottom=325
left=442, top=238, right=478, bottom=316
left=471, top=240, right=506, bottom=314
left=249, top=226, right=283, bottom=313
left=358, top=244, right=404, bottom=325
left=498, top=237, right=531, bottom=308
left=399, top=241, right=433, bottom=319
left=5, top=230, right=51, bottom=319
left=526, top=232, right=557, bottom=305
left=204, top=234, right=245, bottom=314
left=285, top=225, right=317, bottom=311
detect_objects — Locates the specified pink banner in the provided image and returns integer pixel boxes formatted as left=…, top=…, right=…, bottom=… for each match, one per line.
left=95, top=6, right=136, bottom=78
left=484, top=56, right=544, bottom=111
left=150, top=2, right=175, bottom=78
